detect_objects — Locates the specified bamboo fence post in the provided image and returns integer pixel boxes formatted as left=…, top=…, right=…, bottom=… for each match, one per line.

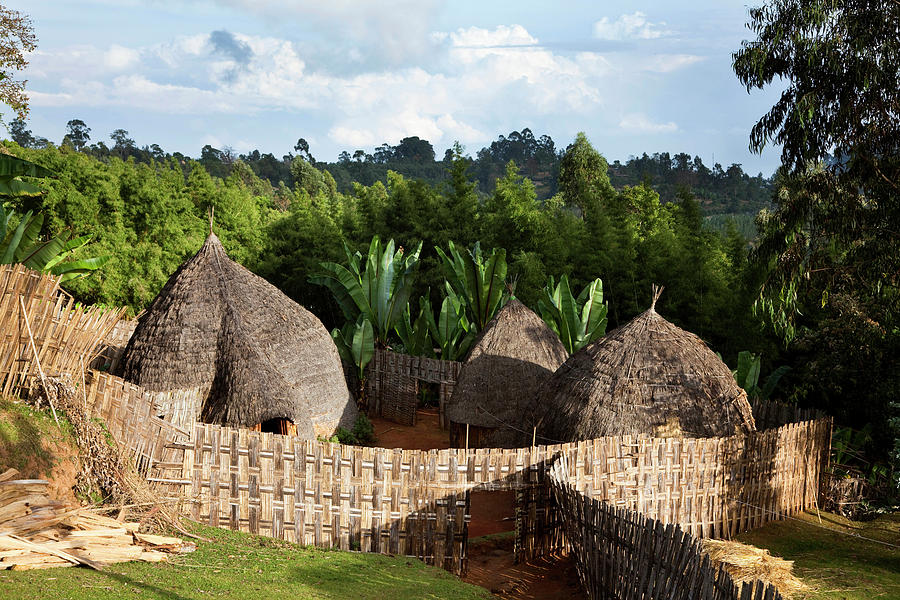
left=20, top=295, right=59, bottom=427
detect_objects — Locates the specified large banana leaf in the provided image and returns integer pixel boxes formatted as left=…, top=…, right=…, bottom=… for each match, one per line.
left=309, top=262, right=369, bottom=321
left=349, top=317, right=375, bottom=378
left=1, top=210, right=38, bottom=264
left=51, top=256, right=112, bottom=282
left=0, top=179, right=42, bottom=198
left=735, top=351, right=761, bottom=394
left=0, top=155, right=54, bottom=179
left=312, top=235, right=421, bottom=346
left=538, top=274, right=607, bottom=354
left=436, top=241, right=507, bottom=333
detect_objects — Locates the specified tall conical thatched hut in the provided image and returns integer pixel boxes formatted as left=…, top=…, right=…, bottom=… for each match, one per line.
left=118, top=233, right=357, bottom=437
left=533, top=294, right=755, bottom=443
left=446, top=299, right=568, bottom=448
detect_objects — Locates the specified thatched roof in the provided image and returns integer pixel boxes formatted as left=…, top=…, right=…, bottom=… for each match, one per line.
left=118, top=233, right=357, bottom=437
left=533, top=301, right=755, bottom=443
left=446, top=299, right=568, bottom=447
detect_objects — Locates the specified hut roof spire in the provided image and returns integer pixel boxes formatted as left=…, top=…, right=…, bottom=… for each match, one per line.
left=650, top=284, right=664, bottom=311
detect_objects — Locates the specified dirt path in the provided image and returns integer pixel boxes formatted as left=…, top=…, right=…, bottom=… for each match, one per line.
left=369, top=407, right=450, bottom=450
left=464, top=535, right=585, bottom=600
left=367, top=408, right=584, bottom=599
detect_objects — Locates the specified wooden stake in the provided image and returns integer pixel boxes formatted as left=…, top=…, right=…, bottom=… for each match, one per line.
left=532, top=426, right=537, bottom=450
left=19, top=296, right=59, bottom=428
left=80, top=357, right=88, bottom=413
left=465, top=423, right=469, bottom=452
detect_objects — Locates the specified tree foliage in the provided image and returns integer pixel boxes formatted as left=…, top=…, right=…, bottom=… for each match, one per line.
left=734, top=0, right=900, bottom=476
left=0, top=5, right=36, bottom=123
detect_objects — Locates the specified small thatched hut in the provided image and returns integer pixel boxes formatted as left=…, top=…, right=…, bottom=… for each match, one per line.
left=533, top=294, right=755, bottom=443
left=118, top=233, right=357, bottom=437
left=447, top=299, right=568, bottom=448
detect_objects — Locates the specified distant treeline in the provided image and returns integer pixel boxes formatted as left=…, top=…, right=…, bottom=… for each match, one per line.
left=10, top=120, right=771, bottom=219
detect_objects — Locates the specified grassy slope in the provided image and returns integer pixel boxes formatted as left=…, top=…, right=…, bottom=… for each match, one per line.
left=737, top=510, right=900, bottom=600
left=1, top=524, right=491, bottom=600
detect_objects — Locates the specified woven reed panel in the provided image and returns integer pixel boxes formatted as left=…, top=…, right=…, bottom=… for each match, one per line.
left=549, top=455, right=784, bottom=600
left=0, top=265, right=123, bottom=395
left=89, top=318, right=137, bottom=372
left=155, top=424, right=470, bottom=572
left=81, top=371, right=190, bottom=474
left=365, top=350, right=462, bottom=427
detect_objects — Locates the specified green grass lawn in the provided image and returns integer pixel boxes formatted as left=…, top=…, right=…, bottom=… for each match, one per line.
left=737, top=510, right=900, bottom=599
left=1, top=524, right=491, bottom=600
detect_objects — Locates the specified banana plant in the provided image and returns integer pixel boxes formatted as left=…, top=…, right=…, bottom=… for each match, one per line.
left=394, top=296, right=434, bottom=357
left=435, top=240, right=507, bottom=333
left=0, top=205, right=111, bottom=281
left=311, top=235, right=422, bottom=346
left=538, top=274, right=607, bottom=354
left=424, top=285, right=476, bottom=361
left=0, top=154, right=53, bottom=200
left=331, top=316, right=375, bottom=403
left=733, top=350, right=791, bottom=400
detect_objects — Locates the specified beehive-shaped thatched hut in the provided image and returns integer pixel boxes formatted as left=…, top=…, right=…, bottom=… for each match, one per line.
left=533, top=293, right=755, bottom=443
left=118, top=233, right=357, bottom=438
left=447, top=299, right=568, bottom=448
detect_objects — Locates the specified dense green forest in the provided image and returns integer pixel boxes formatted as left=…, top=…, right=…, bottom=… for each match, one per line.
left=10, top=120, right=771, bottom=222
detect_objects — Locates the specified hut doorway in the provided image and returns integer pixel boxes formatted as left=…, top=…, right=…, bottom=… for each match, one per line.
left=255, top=418, right=298, bottom=436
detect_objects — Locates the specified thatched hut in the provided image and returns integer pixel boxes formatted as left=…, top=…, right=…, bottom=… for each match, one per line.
left=118, top=233, right=357, bottom=437
left=533, top=294, right=755, bottom=443
left=447, top=299, right=568, bottom=448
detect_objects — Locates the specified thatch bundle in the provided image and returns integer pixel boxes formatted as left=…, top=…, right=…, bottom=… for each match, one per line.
left=447, top=299, right=568, bottom=448
left=533, top=295, right=755, bottom=442
left=701, top=539, right=808, bottom=598
left=118, top=233, right=357, bottom=438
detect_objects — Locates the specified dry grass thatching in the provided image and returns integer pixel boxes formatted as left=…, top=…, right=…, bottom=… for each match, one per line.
left=702, top=539, right=809, bottom=599
left=118, top=233, right=356, bottom=438
left=533, top=296, right=755, bottom=443
left=446, top=299, right=568, bottom=447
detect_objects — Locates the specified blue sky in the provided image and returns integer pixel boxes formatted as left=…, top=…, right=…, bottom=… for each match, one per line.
left=11, top=1, right=783, bottom=174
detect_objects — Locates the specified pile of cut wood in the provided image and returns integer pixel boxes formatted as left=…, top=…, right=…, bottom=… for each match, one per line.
left=0, top=468, right=194, bottom=571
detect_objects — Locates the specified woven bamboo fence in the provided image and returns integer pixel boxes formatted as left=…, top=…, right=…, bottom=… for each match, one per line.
left=0, top=263, right=833, bottom=588
left=144, top=414, right=830, bottom=573
left=89, top=318, right=138, bottom=372
left=80, top=370, right=190, bottom=473
left=0, top=264, right=124, bottom=396
left=365, top=349, right=461, bottom=427
left=549, top=455, right=783, bottom=600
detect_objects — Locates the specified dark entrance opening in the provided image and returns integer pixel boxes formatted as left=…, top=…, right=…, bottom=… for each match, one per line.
left=258, top=417, right=297, bottom=436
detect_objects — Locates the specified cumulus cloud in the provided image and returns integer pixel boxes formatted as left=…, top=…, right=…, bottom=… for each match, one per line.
left=181, top=0, right=444, bottom=66
left=618, top=113, right=678, bottom=133
left=28, top=25, right=613, bottom=151
left=593, top=12, right=671, bottom=41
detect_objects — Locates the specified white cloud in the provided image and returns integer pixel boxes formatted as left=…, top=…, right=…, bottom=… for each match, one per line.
left=618, top=113, right=678, bottom=133
left=642, top=54, right=704, bottom=73
left=182, top=0, right=444, bottom=65
left=448, top=24, right=537, bottom=48
left=104, top=45, right=140, bottom=70
left=29, top=25, right=613, bottom=150
left=593, top=12, right=671, bottom=41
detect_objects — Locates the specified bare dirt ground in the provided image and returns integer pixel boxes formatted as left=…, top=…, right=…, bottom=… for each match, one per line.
left=368, top=407, right=585, bottom=599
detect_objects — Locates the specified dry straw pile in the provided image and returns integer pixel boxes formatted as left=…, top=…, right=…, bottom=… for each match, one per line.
left=702, top=539, right=809, bottom=598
